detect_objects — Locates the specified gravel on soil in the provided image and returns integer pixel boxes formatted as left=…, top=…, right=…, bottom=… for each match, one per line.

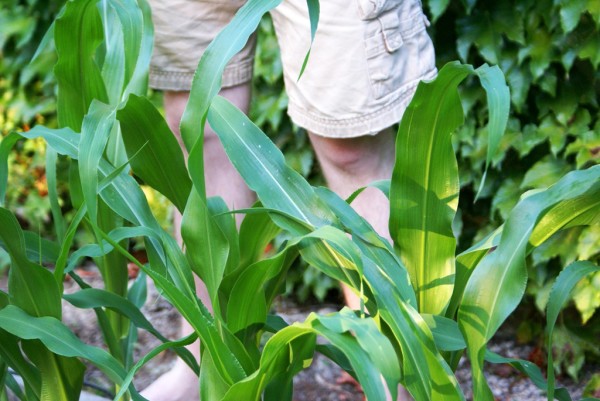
left=2, top=270, right=597, bottom=401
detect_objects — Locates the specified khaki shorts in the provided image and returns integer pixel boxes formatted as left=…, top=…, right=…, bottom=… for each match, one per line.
left=148, top=0, right=436, bottom=138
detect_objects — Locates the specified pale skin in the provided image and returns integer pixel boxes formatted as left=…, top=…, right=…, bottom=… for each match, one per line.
left=141, top=84, right=411, bottom=400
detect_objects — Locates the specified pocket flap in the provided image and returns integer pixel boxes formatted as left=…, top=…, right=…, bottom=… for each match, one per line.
left=378, top=9, right=403, bottom=52
left=357, top=0, right=398, bottom=20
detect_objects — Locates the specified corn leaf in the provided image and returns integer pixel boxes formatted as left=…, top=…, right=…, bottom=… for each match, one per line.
left=122, top=0, right=153, bottom=97
left=181, top=0, right=282, bottom=197
left=79, top=100, right=116, bottom=224
left=207, top=95, right=337, bottom=231
left=0, top=306, right=143, bottom=400
left=0, top=329, right=41, bottom=400
left=545, top=261, right=600, bottom=401
left=226, top=248, right=296, bottom=333
left=207, top=90, right=463, bottom=401
left=223, top=310, right=399, bottom=401
left=0, top=133, right=22, bottom=206
left=181, top=190, right=229, bottom=312
left=390, top=62, right=509, bottom=315
left=117, top=94, right=191, bottom=213
left=55, top=0, right=108, bottom=130
left=459, top=166, right=600, bottom=401
left=98, top=1, right=125, bottom=106
left=0, top=208, right=61, bottom=320
left=62, top=288, right=198, bottom=374
left=22, top=342, right=84, bottom=401
left=45, top=148, right=67, bottom=243
left=112, top=333, right=197, bottom=401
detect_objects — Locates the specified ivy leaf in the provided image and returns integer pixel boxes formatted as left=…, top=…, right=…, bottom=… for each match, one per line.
left=505, top=63, right=532, bottom=113
left=518, top=15, right=554, bottom=80
left=558, top=0, right=587, bottom=33
left=572, top=271, right=600, bottom=324
left=520, top=156, right=571, bottom=189
left=457, top=11, right=501, bottom=63
left=565, top=129, right=600, bottom=168
left=588, top=0, right=600, bottom=26
left=515, top=123, right=547, bottom=157
left=427, top=0, right=451, bottom=22
left=577, top=30, right=600, bottom=68
left=491, top=177, right=522, bottom=220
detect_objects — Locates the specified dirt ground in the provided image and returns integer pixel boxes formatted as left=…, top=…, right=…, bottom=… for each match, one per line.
left=1, top=267, right=597, bottom=400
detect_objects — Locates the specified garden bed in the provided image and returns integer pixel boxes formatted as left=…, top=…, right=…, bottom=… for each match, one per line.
left=2, top=266, right=593, bottom=401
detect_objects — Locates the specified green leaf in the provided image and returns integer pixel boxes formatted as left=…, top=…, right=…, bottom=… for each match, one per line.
left=79, top=100, right=116, bottom=224
left=0, top=208, right=61, bottom=319
left=422, top=314, right=466, bottom=352
left=113, top=333, right=198, bottom=401
left=98, top=2, right=125, bottom=106
left=521, top=156, right=571, bottom=189
left=224, top=310, right=400, bottom=401
left=62, top=288, right=198, bottom=374
left=390, top=62, right=508, bottom=314
left=427, top=0, right=451, bottom=22
left=122, top=0, right=154, bottom=97
left=207, top=95, right=337, bottom=233
left=545, top=261, right=600, bottom=401
left=458, top=166, right=600, bottom=401
left=117, top=94, right=191, bottom=213
left=45, top=148, right=67, bottom=243
left=181, top=0, right=282, bottom=196
left=390, top=62, right=470, bottom=315
left=316, top=308, right=401, bottom=400
left=22, top=342, right=84, bottom=401
left=55, top=0, right=108, bottom=130
left=484, top=350, right=573, bottom=401
left=0, top=133, right=22, bottom=206
left=181, top=190, right=229, bottom=312
left=0, top=306, right=142, bottom=399
left=237, top=203, right=281, bottom=269
left=0, top=329, right=41, bottom=400
left=474, top=64, right=510, bottom=198
left=559, top=0, right=587, bottom=33
left=297, top=0, right=319, bottom=81
left=226, top=248, right=297, bottom=333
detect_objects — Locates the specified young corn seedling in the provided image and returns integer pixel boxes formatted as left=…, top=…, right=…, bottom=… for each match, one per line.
left=0, top=0, right=598, bottom=400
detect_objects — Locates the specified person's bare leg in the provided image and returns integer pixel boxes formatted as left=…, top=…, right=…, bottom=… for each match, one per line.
left=308, top=128, right=412, bottom=400
left=141, top=84, right=254, bottom=401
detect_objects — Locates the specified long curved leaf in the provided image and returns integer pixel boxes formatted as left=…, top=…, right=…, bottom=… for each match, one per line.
left=390, top=62, right=509, bottom=315
left=112, top=333, right=197, bottom=401
left=0, top=306, right=143, bottom=400
left=545, top=261, right=600, bottom=401
left=55, top=0, right=108, bottom=130
left=181, top=0, right=282, bottom=197
left=0, top=132, right=22, bottom=206
left=79, top=100, right=116, bottom=224
left=117, top=94, right=191, bottom=212
left=390, top=62, right=470, bottom=314
left=207, top=95, right=336, bottom=232
left=223, top=310, right=399, bottom=401
left=458, top=166, right=600, bottom=401
left=62, top=288, right=198, bottom=374
left=0, top=208, right=61, bottom=320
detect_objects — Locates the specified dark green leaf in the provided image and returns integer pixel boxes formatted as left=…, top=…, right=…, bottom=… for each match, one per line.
left=117, top=94, right=191, bottom=212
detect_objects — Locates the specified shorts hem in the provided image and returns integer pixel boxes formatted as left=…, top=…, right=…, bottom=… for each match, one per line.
left=149, top=58, right=255, bottom=91
left=288, top=69, right=437, bottom=138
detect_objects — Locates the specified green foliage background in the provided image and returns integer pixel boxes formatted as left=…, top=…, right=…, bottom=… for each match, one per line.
left=1, top=0, right=599, bottom=371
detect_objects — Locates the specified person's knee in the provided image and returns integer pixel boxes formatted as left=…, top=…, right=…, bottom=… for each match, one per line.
left=309, top=128, right=396, bottom=176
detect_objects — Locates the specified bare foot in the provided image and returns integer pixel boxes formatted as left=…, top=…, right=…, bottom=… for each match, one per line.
left=140, top=359, right=199, bottom=401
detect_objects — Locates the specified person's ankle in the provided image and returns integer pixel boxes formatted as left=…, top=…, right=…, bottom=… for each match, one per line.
left=140, top=360, right=199, bottom=401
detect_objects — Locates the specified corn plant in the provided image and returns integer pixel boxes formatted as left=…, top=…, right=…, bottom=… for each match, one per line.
left=0, top=0, right=599, bottom=400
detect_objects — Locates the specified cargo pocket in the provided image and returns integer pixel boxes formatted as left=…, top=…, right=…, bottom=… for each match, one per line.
left=360, top=0, right=433, bottom=100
